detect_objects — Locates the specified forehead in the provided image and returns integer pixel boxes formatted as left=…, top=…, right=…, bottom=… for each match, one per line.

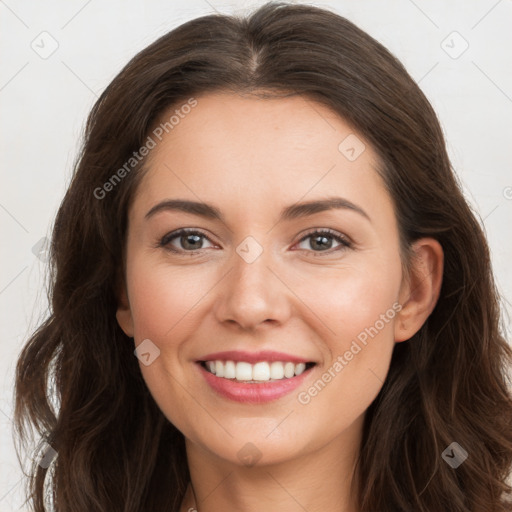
left=133, top=92, right=390, bottom=222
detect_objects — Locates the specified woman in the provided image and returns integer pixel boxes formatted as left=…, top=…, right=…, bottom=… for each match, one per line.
left=14, top=2, right=512, bottom=511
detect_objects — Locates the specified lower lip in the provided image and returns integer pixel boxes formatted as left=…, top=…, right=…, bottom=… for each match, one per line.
left=196, top=362, right=315, bottom=404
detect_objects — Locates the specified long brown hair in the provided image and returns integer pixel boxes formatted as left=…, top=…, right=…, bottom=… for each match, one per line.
left=14, top=2, right=512, bottom=510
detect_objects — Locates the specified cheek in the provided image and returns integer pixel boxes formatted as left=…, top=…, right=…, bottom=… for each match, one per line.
left=127, top=260, right=213, bottom=342
left=304, top=260, right=401, bottom=350
left=294, top=259, right=401, bottom=412
left=125, top=260, right=210, bottom=432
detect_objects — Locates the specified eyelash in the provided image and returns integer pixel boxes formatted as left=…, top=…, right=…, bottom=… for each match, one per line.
left=157, top=228, right=352, bottom=256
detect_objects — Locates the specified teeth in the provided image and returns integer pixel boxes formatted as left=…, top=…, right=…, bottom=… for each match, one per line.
left=236, top=361, right=253, bottom=381
left=284, top=362, right=295, bottom=378
left=224, top=360, right=236, bottom=379
left=270, top=361, right=284, bottom=379
left=203, top=360, right=311, bottom=381
left=294, top=362, right=306, bottom=375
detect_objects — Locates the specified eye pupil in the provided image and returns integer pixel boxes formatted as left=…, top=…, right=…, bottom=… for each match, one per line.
left=182, top=234, right=202, bottom=250
left=311, top=234, right=332, bottom=251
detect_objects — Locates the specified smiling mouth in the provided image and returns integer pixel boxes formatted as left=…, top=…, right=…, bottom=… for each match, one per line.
left=198, top=360, right=316, bottom=383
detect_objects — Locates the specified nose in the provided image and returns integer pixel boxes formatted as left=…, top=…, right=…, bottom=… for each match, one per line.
left=213, top=242, right=292, bottom=332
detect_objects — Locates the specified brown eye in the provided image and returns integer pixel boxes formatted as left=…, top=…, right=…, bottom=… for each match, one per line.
left=159, top=229, right=215, bottom=254
left=295, top=229, right=351, bottom=254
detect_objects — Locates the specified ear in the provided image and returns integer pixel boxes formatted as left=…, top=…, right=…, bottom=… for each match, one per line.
left=394, top=238, right=444, bottom=342
left=116, top=278, right=134, bottom=338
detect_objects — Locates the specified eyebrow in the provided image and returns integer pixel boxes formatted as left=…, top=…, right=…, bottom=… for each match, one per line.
left=145, top=196, right=371, bottom=223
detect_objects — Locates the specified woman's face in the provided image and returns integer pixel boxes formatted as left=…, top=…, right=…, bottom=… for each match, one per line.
left=117, top=91, right=413, bottom=468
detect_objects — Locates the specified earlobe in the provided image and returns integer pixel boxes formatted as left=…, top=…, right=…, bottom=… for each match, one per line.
left=116, top=283, right=134, bottom=338
left=394, top=238, right=444, bottom=343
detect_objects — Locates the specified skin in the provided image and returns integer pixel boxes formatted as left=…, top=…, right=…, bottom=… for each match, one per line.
left=116, top=91, right=444, bottom=512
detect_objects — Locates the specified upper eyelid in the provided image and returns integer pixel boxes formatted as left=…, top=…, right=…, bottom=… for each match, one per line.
left=160, top=228, right=213, bottom=246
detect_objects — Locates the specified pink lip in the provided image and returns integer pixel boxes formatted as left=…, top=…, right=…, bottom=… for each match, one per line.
left=197, top=350, right=313, bottom=364
left=196, top=361, right=315, bottom=404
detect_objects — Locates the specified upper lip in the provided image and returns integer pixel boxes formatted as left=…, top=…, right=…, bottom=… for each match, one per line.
left=197, top=350, right=315, bottom=365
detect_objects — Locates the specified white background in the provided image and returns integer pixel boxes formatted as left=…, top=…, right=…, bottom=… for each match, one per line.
left=1, top=0, right=511, bottom=509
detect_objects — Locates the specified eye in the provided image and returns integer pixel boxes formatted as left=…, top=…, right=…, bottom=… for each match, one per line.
left=158, top=228, right=215, bottom=254
left=294, top=229, right=352, bottom=254
left=158, top=227, right=352, bottom=256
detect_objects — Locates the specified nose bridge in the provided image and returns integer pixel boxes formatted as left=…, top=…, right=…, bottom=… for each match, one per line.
left=233, top=235, right=271, bottom=291
left=214, top=234, right=290, bottom=329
